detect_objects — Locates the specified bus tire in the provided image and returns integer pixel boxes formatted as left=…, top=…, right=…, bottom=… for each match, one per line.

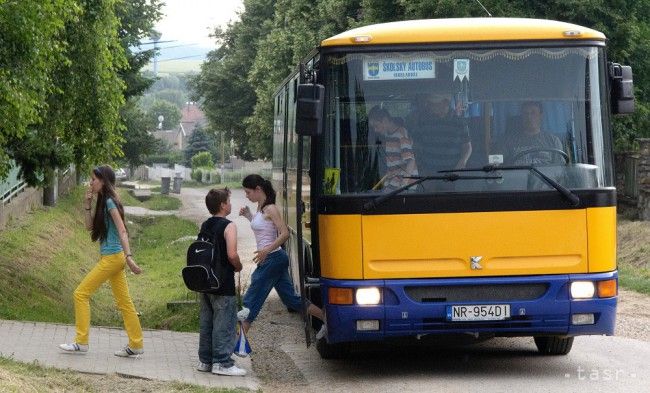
left=534, top=336, right=574, bottom=355
left=316, top=338, right=350, bottom=359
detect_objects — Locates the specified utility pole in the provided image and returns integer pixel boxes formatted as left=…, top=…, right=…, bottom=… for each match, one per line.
left=150, top=30, right=162, bottom=76
left=221, top=130, right=225, bottom=167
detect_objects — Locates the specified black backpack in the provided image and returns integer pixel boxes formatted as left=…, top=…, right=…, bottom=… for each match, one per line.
left=182, top=227, right=224, bottom=293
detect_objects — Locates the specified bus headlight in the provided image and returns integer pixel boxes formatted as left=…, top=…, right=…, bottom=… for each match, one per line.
left=570, top=281, right=595, bottom=299
left=356, top=287, right=381, bottom=305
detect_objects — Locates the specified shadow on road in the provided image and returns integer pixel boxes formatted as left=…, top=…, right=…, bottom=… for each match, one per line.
left=314, top=336, right=572, bottom=378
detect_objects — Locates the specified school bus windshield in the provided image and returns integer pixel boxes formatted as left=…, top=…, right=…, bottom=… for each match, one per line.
left=321, top=46, right=614, bottom=195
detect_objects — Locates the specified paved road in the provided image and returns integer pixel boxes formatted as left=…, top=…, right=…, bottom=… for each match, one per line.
left=281, top=335, right=650, bottom=393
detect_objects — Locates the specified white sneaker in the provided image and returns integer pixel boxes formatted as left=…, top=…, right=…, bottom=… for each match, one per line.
left=59, top=343, right=88, bottom=353
left=237, top=307, right=250, bottom=321
left=197, top=361, right=212, bottom=372
left=212, top=364, right=247, bottom=376
left=114, top=346, right=143, bottom=357
left=316, top=324, right=328, bottom=340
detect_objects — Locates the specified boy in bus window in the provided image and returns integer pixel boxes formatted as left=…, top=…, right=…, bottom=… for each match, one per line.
left=367, top=106, right=419, bottom=190
left=407, top=92, right=472, bottom=175
left=495, top=101, right=565, bottom=165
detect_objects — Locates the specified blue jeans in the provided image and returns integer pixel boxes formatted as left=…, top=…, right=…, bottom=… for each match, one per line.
left=243, top=249, right=303, bottom=323
left=198, top=294, right=236, bottom=367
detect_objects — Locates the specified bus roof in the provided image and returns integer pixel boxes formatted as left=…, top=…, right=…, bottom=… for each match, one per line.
left=320, top=18, right=606, bottom=47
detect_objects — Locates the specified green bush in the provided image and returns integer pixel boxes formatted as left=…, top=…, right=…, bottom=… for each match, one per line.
left=191, top=151, right=213, bottom=169
left=191, top=168, right=203, bottom=182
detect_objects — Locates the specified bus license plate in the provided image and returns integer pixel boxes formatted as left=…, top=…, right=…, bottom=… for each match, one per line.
left=447, top=304, right=511, bottom=321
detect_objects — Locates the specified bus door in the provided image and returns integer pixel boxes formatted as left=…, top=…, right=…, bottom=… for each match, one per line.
left=285, top=74, right=313, bottom=345
left=296, top=131, right=312, bottom=345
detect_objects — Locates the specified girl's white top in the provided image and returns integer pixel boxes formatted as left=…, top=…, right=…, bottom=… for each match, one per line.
left=250, top=209, right=281, bottom=252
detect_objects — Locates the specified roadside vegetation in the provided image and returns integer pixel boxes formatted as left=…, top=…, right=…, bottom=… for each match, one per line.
left=617, top=216, right=650, bottom=295
left=0, top=187, right=200, bottom=331
left=117, top=188, right=182, bottom=211
left=0, top=356, right=245, bottom=393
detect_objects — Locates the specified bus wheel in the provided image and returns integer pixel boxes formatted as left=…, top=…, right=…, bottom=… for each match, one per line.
left=316, top=338, right=350, bottom=359
left=534, top=336, right=574, bottom=355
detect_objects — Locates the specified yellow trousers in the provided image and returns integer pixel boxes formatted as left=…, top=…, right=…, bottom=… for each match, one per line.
left=73, top=252, right=143, bottom=349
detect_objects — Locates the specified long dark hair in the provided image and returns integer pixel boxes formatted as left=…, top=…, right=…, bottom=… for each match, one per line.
left=91, top=165, right=126, bottom=242
left=242, top=174, right=275, bottom=211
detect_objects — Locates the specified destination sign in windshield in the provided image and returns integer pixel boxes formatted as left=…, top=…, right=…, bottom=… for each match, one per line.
left=363, top=57, right=435, bottom=80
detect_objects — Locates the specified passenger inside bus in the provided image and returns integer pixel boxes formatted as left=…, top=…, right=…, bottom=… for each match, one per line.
left=492, top=101, right=567, bottom=165
left=367, top=106, right=419, bottom=190
left=406, top=92, right=472, bottom=175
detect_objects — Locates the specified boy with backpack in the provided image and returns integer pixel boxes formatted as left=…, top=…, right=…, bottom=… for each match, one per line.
left=195, top=188, right=246, bottom=376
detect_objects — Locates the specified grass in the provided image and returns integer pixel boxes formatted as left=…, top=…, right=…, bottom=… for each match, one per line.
left=0, top=356, right=248, bottom=393
left=124, top=214, right=200, bottom=331
left=617, top=215, right=650, bottom=294
left=0, top=187, right=112, bottom=322
left=117, top=188, right=182, bottom=211
left=0, top=186, right=201, bottom=331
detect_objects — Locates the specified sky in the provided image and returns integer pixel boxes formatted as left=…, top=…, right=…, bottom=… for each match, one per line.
left=153, top=0, right=244, bottom=50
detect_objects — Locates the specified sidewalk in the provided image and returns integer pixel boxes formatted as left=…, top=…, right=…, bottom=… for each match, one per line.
left=0, top=319, right=259, bottom=391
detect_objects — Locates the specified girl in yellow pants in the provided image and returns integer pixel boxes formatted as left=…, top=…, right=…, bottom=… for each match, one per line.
left=59, top=165, right=144, bottom=357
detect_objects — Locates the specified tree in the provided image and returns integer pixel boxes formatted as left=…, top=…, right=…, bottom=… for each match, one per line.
left=0, top=0, right=163, bottom=186
left=146, top=100, right=182, bottom=130
left=0, top=0, right=78, bottom=180
left=115, top=0, right=163, bottom=99
left=153, top=89, right=188, bottom=108
left=191, top=0, right=649, bottom=158
left=190, top=0, right=277, bottom=160
left=115, top=0, right=164, bottom=175
left=184, top=126, right=218, bottom=166
left=7, top=0, right=127, bottom=186
left=121, top=101, right=163, bottom=173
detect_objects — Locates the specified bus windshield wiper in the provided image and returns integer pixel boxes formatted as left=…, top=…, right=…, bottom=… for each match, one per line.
left=439, top=164, right=580, bottom=207
left=362, top=173, right=502, bottom=211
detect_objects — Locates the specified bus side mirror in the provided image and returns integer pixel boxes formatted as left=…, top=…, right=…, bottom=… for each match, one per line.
left=609, top=63, right=634, bottom=114
left=296, top=84, right=324, bottom=136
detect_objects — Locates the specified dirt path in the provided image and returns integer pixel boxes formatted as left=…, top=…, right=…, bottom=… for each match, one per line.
left=616, top=288, right=650, bottom=341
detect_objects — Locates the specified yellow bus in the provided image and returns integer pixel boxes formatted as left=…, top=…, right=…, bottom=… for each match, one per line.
left=272, top=18, right=634, bottom=358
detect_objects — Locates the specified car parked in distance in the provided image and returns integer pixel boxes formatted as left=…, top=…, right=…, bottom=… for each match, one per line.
left=115, top=168, right=127, bottom=180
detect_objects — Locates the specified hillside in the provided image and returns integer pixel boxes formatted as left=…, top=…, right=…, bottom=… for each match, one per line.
left=0, top=187, right=200, bottom=330
left=617, top=217, right=650, bottom=294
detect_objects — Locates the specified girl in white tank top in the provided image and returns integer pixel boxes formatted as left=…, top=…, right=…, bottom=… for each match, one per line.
left=238, top=175, right=326, bottom=338
left=249, top=209, right=281, bottom=254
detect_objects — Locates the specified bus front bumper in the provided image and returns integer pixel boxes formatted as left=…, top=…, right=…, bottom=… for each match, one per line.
left=320, top=272, right=617, bottom=344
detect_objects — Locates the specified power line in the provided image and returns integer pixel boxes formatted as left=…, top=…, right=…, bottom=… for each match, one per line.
left=156, top=43, right=200, bottom=50
left=134, top=43, right=202, bottom=54
left=139, top=40, right=176, bottom=45
left=157, top=55, right=205, bottom=62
